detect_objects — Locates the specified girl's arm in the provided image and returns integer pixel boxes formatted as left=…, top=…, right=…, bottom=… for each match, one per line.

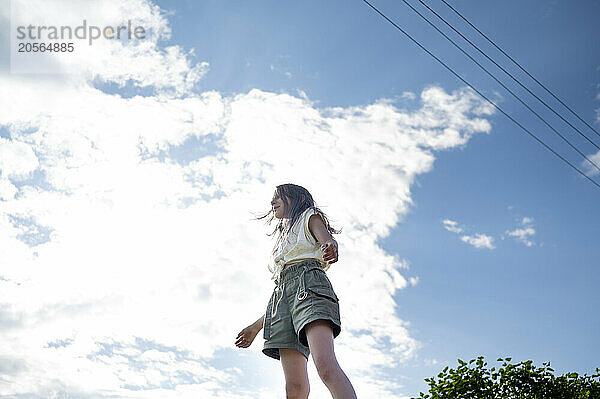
left=235, top=315, right=264, bottom=348
left=308, top=214, right=338, bottom=264
left=252, top=314, right=264, bottom=331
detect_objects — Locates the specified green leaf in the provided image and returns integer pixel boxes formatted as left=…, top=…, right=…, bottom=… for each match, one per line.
left=418, top=356, right=600, bottom=399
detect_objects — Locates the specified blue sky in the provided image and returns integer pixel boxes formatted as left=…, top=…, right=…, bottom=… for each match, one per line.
left=1, top=0, right=599, bottom=397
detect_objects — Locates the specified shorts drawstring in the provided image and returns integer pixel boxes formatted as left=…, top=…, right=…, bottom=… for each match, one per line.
left=297, top=267, right=308, bottom=301
left=272, top=281, right=285, bottom=318
left=272, top=261, right=318, bottom=317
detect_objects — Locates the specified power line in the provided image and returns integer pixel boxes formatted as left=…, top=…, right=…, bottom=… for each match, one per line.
left=397, top=0, right=600, bottom=174
left=416, top=0, right=600, bottom=152
left=360, top=0, right=600, bottom=190
left=439, top=0, right=600, bottom=142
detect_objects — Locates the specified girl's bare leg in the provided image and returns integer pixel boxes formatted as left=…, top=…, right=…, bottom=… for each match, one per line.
left=305, top=320, right=357, bottom=398
left=280, top=348, right=310, bottom=399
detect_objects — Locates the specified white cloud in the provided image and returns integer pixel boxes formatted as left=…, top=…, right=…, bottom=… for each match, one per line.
left=0, top=1, right=496, bottom=397
left=506, top=227, right=535, bottom=247
left=0, top=177, right=18, bottom=200
left=268, top=55, right=294, bottom=79
left=582, top=150, right=600, bottom=176
left=522, top=216, right=534, bottom=225
left=424, top=358, right=439, bottom=366
left=505, top=216, right=536, bottom=247
left=443, top=219, right=494, bottom=249
left=442, top=219, right=463, bottom=233
left=460, top=233, right=495, bottom=249
left=0, top=138, right=39, bottom=180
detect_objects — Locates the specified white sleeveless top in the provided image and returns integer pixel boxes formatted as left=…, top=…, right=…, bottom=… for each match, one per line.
left=269, top=207, right=329, bottom=282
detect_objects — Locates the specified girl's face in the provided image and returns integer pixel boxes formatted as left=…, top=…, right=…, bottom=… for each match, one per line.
left=271, top=190, right=288, bottom=219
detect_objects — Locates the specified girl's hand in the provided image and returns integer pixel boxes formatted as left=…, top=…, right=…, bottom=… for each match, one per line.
left=321, top=240, right=338, bottom=264
left=235, top=324, right=259, bottom=348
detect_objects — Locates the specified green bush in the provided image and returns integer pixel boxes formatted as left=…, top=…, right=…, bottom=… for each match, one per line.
left=414, top=356, right=600, bottom=399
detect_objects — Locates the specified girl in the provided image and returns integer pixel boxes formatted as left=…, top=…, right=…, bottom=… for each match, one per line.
left=235, top=184, right=357, bottom=399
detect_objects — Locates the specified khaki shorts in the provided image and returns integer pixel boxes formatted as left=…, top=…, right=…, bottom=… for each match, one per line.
left=262, top=259, right=341, bottom=361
